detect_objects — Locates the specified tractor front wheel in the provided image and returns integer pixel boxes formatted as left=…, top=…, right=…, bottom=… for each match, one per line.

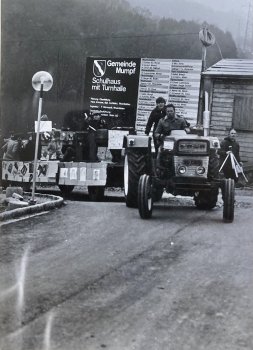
left=223, top=178, right=235, bottom=223
left=138, top=174, right=153, bottom=219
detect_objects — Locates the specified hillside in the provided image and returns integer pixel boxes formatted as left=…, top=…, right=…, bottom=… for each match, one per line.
left=0, top=0, right=238, bottom=137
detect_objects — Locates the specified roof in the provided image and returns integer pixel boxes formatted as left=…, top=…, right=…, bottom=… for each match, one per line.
left=202, top=59, right=253, bottom=78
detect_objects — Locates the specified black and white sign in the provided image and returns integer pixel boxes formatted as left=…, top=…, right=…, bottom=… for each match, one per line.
left=84, top=57, right=141, bottom=128
left=84, top=57, right=201, bottom=132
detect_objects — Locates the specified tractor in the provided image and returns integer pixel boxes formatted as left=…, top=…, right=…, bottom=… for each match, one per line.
left=123, top=128, right=235, bottom=223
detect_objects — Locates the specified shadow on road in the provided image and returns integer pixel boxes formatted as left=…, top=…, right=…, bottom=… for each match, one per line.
left=36, top=187, right=125, bottom=203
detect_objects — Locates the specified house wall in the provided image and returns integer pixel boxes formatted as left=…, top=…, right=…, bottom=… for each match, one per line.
left=208, top=78, right=253, bottom=165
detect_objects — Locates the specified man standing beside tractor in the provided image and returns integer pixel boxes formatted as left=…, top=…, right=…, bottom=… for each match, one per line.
left=145, top=97, right=166, bottom=153
left=218, top=128, right=243, bottom=182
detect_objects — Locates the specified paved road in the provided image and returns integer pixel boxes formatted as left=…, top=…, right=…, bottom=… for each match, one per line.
left=0, top=192, right=253, bottom=350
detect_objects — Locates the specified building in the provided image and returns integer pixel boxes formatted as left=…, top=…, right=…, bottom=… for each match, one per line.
left=202, top=59, right=253, bottom=173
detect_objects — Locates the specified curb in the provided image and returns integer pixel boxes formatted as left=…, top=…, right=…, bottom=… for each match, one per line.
left=0, top=192, right=64, bottom=222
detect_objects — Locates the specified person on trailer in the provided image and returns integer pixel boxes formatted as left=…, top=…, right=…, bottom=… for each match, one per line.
left=145, top=97, right=166, bottom=154
left=218, top=128, right=243, bottom=182
left=1, top=135, right=23, bottom=161
left=61, top=110, right=98, bottom=162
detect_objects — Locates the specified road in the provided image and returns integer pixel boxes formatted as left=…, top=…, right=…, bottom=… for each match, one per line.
left=0, top=190, right=253, bottom=350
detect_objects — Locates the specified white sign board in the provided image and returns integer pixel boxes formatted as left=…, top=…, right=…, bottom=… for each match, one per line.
left=135, top=58, right=202, bottom=133
left=34, top=120, right=52, bottom=132
left=108, top=130, right=129, bottom=149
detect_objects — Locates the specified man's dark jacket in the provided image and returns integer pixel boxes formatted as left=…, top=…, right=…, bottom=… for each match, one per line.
left=219, top=137, right=241, bottom=163
left=154, top=115, right=188, bottom=138
left=218, top=136, right=241, bottom=180
left=145, top=107, right=166, bottom=136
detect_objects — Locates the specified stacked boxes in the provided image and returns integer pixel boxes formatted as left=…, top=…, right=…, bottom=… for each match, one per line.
left=58, top=162, right=107, bottom=186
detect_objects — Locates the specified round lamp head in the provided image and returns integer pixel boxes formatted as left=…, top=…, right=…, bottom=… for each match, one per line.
left=32, top=71, right=53, bottom=91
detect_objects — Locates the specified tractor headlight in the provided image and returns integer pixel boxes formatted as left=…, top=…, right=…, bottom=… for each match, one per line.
left=196, top=166, right=206, bottom=175
left=178, top=165, right=187, bottom=174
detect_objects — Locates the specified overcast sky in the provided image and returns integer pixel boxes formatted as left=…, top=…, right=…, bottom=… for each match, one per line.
left=189, top=0, right=249, bottom=12
left=127, top=0, right=252, bottom=48
left=128, top=0, right=250, bottom=14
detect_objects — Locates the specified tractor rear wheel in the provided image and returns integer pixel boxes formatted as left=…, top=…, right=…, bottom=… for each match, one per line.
left=223, top=178, right=235, bottom=223
left=138, top=174, right=153, bottom=219
left=124, top=150, right=147, bottom=208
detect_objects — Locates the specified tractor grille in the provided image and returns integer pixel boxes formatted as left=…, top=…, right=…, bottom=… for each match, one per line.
left=174, top=156, right=209, bottom=178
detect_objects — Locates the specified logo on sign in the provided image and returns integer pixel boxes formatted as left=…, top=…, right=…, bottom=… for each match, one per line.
left=93, top=60, right=106, bottom=77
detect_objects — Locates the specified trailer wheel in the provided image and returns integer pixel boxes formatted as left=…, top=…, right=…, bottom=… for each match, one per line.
left=22, top=184, right=31, bottom=192
left=88, top=186, right=105, bottom=202
left=58, top=185, right=75, bottom=197
left=138, top=174, right=153, bottom=219
left=1, top=180, right=9, bottom=190
left=194, top=189, right=218, bottom=210
left=124, top=150, right=146, bottom=208
left=223, top=178, right=235, bottom=223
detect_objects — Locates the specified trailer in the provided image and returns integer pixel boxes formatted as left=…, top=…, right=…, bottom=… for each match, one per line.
left=1, top=125, right=134, bottom=201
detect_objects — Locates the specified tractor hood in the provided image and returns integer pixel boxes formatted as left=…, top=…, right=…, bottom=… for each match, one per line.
left=164, top=130, right=220, bottom=150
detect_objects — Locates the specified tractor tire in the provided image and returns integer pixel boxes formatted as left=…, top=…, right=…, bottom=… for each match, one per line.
left=88, top=186, right=105, bottom=202
left=223, top=178, right=235, bottom=223
left=138, top=174, right=153, bottom=219
left=58, top=185, right=75, bottom=197
left=194, top=189, right=218, bottom=210
left=124, top=150, right=147, bottom=208
left=208, top=153, right=220, bottom=179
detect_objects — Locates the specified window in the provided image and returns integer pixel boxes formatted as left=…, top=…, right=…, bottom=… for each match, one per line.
left=233, top=95, right=253, bottom=131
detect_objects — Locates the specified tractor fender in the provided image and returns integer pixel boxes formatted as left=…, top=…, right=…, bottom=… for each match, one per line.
left=123, top=135, right=151, bottom=150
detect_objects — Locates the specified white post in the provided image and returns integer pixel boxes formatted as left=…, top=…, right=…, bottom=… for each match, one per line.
left=30, top=71, right=53, bottom=205
left=204, top=91, right=208, bottom=110
left=30, top=84, right=43, bottom=204
left=203, top=91, right=210, bottom=136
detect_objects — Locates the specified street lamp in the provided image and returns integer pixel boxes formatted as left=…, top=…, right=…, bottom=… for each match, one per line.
left=30, top=71, right=53, bottom=204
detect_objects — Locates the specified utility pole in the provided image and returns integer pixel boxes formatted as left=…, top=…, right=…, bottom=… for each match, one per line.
left=197, top=25, right=215, bottom=125
left=243, top=0, right=253, bottom=53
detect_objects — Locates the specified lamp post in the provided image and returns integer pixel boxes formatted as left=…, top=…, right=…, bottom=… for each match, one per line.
left=197, top=25, right=215, bottom=126
left=30, top=71, right=53, bottom=204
